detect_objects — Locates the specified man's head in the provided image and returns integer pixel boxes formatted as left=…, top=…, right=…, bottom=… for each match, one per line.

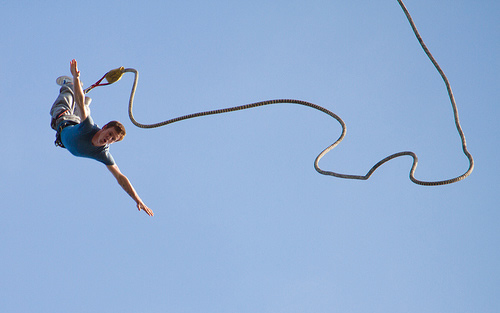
left=93, top=121, right=126, bottom=146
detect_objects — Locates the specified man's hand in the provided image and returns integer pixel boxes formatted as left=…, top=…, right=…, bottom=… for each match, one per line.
left=107, top=164, right=154, bottom=217
left=70, top=59, right=80, bottom=78
left=137, top=201, right=154, bottom=216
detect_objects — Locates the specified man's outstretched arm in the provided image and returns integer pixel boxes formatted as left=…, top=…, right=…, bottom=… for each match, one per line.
left=69, top=59, right=88, bottom=121
left=107, top=164, right=154, bottom=216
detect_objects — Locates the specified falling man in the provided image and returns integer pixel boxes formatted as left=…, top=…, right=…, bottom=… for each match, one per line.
left=49, top=59, right=154, bottom=216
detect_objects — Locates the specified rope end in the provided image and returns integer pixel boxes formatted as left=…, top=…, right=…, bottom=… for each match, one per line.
left=105, top=66, right=125, bottom=84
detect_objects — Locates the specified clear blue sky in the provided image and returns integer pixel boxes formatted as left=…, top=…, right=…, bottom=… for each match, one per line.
left=1, top=1, right=498, bottom=312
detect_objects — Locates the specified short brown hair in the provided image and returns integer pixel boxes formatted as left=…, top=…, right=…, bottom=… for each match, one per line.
left=105, top=121, right=126, bottom=141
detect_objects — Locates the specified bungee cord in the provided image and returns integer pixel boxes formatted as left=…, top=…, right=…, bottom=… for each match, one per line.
left=87, top=0, right=473, bottom=186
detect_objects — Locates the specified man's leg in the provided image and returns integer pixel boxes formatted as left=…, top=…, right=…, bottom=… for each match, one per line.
left=49, top=83, right=80, bottom=130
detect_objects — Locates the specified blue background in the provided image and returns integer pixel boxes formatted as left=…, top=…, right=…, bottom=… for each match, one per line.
left=1, top=1, right=498, bottom=312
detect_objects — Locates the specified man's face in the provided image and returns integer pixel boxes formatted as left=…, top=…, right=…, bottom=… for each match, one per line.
left=96, top=127, right=120, bottom=146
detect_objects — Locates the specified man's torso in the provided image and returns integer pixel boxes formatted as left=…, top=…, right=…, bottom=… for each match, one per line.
left=61, top=116, right=115, bottom=165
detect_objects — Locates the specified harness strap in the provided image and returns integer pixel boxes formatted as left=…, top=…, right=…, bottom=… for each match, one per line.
left=54, top=120, right=78, bottom=148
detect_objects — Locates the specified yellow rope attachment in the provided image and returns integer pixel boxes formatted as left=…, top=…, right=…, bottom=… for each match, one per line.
left=105, top=67, right=125, bottom=84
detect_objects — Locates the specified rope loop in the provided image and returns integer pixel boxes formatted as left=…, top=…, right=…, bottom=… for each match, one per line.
left=119, top=0, right=473, bottom=186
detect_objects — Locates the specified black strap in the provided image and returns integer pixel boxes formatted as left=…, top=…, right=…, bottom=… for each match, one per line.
left=54, top=121, right=78, bottom=148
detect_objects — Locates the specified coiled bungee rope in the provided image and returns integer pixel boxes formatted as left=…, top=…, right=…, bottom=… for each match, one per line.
left=87, top=0, right=474, bottom=186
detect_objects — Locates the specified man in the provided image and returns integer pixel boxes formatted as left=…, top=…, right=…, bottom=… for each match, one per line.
left=50, top=59, right=154, bottom=216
